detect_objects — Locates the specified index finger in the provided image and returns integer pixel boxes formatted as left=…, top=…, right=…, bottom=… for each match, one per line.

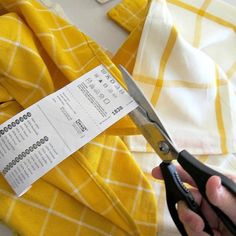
left=152, top=164, right=197, bottom=187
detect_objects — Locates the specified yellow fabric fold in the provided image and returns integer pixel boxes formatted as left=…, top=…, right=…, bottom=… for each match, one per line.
left=0, top=0, right=157, bottom=235
left=107, top=0, right=148, bottom=32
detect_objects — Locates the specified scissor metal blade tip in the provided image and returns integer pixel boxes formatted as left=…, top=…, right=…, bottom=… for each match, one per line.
left=119, top=65, right=132, bottom=89
left=118, top=65, right=127, bottom=74
left=118, top=65, right=175, bottom=145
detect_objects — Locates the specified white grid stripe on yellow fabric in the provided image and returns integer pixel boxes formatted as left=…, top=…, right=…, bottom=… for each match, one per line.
left=109, top=225, right=116, bottom=235
left=6, top=21, right=22, bottom=73
left=105, top=138, right=118, bottom=180
left=89, top=141, right=130, bottom=154
left=39, top=189, right=59, bottom=236
left=55, top=167, right=90, bottom=206
left=62, top=40, right=94, bottom=52
left=125, top=49, right=138, bottom=68
left=122, top=4, right=146, bottom=28
left=135, top=220, right=157, bottom=227
left=71, top=173, right=98, bottom=196
left=57, top=48, right=100, bottom=74
left=0, top=36, right=41, bottom=58
left=0, top=112, right=12, bottom=119
left=101, top=200, right=119, bottom=216
left=105, top=63, right=116, bottom=70
left=37, top=32, right=57, bottom=61
left=1, top=14, right=24, bottom=24
left=5, top=195, right=17, bottom=223
left=0, top=188, right=110, bottom=236
left=49, top=25, right=73, bottom=31
left=0, top=69, right=47, bottom=96
left=108, top=1, right=147, bottom=32
left=3, top=0, right=51, bottom=12
left=21, top=67, right=46, bottom=106
left=130, top=173, right=142, bottom=216
left=50, top=14, right=83, bottom=71
left=119, top=2, right=140, bottom=21
left=75, top=206, right=87, bottom=236
left=105, top=179, right=153, bottom=194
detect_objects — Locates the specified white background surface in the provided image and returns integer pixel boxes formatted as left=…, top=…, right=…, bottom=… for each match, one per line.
left=0, top=0, right=235, bottom=235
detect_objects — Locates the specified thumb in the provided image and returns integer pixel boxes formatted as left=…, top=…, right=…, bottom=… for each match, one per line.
left=206, top=176, right=236, bottom=224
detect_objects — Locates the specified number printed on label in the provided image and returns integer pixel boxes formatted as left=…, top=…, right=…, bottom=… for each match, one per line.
left=112, top=106, right=123, bottom=115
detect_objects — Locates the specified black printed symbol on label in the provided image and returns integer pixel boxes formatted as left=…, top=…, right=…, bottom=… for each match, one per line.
left=75, top=119, right=87, bottom=133
left=112, top=106, right=123, bottom=115
left=19, top=154, right=23, bottom=160
left=89, top=84, right=95, bottom=89
left=101, top=68, right=107, bottom=74
left=103, top=98, right=110, bottom=104
left=94, top=89, right=100, bottom=95
left=40, top=138, right=45, bottom=144
left=103, top=83, right=108, bottom=88
left=2, top=137, right=49, bottom=174
left=99, top=94, right=104, bottom=99
left=86, top=78, right=92, bottom=84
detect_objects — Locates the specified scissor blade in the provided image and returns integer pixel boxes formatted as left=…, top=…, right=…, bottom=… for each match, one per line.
left=130, top=107, right=176, bottom=161
left=119, top=65, right=172, bottom=141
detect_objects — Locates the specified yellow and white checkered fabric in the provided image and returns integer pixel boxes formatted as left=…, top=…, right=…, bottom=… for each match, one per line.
left=0, top=0, right=157, bottom=235
left=0, top=0, right=236, bottom=235
left=109, top=0, right=236, bottom=234
left=110, top=0, right=236, bottom=155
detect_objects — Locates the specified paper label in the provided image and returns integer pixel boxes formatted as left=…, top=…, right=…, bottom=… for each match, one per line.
left=95, top=0, right=112, bottom=4
left=0, top=65, right=137, bottom=196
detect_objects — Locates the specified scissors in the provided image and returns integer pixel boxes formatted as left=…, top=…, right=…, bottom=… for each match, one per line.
left=119, top=65, right=236, bottom=236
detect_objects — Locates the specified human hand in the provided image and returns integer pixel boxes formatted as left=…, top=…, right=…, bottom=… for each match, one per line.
left=152, top=165, right=236, bottom=236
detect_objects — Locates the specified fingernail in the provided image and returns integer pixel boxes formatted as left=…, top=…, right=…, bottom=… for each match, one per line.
left=215, top=178, right=224, bottom=197
left=215, top=176, right=222, bottom=189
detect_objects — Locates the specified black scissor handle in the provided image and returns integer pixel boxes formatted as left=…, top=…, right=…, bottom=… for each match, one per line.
left=160, top=161, right=213, bottom=236
left=178, top=150, right=236, bottom=235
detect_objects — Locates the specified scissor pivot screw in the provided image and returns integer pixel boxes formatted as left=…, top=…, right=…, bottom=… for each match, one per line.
left=159, top=141, right=170, bottom=154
